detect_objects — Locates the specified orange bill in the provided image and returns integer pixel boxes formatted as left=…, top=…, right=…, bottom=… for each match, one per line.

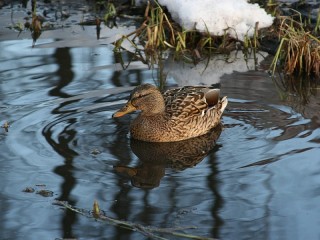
left=113, top=101, right=137, bottom=118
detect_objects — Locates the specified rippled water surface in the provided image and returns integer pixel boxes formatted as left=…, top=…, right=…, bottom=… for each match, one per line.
left=1, top=32, right=320, bottom=240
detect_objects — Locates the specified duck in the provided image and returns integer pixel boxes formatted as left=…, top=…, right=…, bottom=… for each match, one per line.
left=113, top=83, right=228, bottom=142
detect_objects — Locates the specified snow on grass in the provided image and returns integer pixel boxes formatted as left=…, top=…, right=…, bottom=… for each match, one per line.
left=137, top=0, right=274, bottom=41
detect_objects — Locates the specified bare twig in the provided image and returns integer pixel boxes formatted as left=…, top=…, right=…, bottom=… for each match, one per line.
left=54, top=200, right=217, bottom=240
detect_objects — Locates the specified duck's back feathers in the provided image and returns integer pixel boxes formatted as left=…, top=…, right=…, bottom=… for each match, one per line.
left=163, top=86, right=221, bottom=119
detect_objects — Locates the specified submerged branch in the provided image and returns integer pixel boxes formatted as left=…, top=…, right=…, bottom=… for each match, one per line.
left=54, top=200, right=217, bottom=240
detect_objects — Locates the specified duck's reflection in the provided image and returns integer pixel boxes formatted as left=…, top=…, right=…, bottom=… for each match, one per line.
left=114, top=124, right=222, bottom=189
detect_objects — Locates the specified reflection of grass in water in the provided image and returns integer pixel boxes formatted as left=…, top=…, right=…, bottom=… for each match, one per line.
left=273, top=73, right=318, bottom=105
left=113, top=47, right=168, bottom=90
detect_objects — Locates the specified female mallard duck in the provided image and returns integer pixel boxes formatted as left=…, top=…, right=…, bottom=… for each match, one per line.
left=113, top=84, right=228, bottom=142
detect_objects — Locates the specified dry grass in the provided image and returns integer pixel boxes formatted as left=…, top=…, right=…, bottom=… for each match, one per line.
left=114, top=2, right=177, bottom=54
left=315, top=8, right=320, bottom=34
left=270, top=13, right=320, bottom=78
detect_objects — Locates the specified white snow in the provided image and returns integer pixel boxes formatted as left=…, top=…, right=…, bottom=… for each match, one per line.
left=137, top=0, right=274, bottom=41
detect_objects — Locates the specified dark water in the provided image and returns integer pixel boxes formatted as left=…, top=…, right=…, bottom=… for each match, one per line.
left=1, top=2, right=320, bottom=239
left=1, top=39, right=320, bottom=240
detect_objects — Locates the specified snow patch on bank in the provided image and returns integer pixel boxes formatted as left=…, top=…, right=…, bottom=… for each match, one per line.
left=137, top=0, right=274, bottom=41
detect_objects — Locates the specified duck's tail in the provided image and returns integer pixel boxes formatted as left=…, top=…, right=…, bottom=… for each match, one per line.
left=220, top=96, right=228, bottom=113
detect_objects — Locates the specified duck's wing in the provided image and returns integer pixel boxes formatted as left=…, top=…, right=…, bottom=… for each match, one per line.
left=163, top=86, right=220, bottom=119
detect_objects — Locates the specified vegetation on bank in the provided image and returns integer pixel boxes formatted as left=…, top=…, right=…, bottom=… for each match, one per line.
left=112, top=1, right=320, bottom=80
left=6, top=0, right=320, bottom=86
left=271, top=12, right=320, bottom=79
left=114, top=1, right=262, bottom=61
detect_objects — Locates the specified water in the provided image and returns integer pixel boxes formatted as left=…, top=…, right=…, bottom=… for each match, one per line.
left=1, top=38, right=319, bottom=240
left=1, top=4, right=320, bottom=240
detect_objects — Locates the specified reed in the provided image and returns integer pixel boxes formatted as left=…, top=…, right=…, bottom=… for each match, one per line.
left=315, top=8, right=320, bottom=34
left=270, top=12, right=320, bottom=78
left=103, top=2, right=116, bottom=23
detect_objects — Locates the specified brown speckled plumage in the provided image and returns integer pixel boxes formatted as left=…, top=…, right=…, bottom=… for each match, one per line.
left=113, top=84, right=228, bottom=142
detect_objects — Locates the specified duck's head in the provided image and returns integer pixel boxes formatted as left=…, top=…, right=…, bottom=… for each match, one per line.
left=113, top=84, right=165, bottom=118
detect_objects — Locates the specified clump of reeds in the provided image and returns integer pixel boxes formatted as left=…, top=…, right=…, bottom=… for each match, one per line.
left=114, top=2, right=177, bottom=53
left=270, top=12, right=320, bottom=78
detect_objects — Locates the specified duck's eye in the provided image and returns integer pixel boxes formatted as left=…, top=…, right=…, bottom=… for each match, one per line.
left=134, top=94, right=145, bottom=100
